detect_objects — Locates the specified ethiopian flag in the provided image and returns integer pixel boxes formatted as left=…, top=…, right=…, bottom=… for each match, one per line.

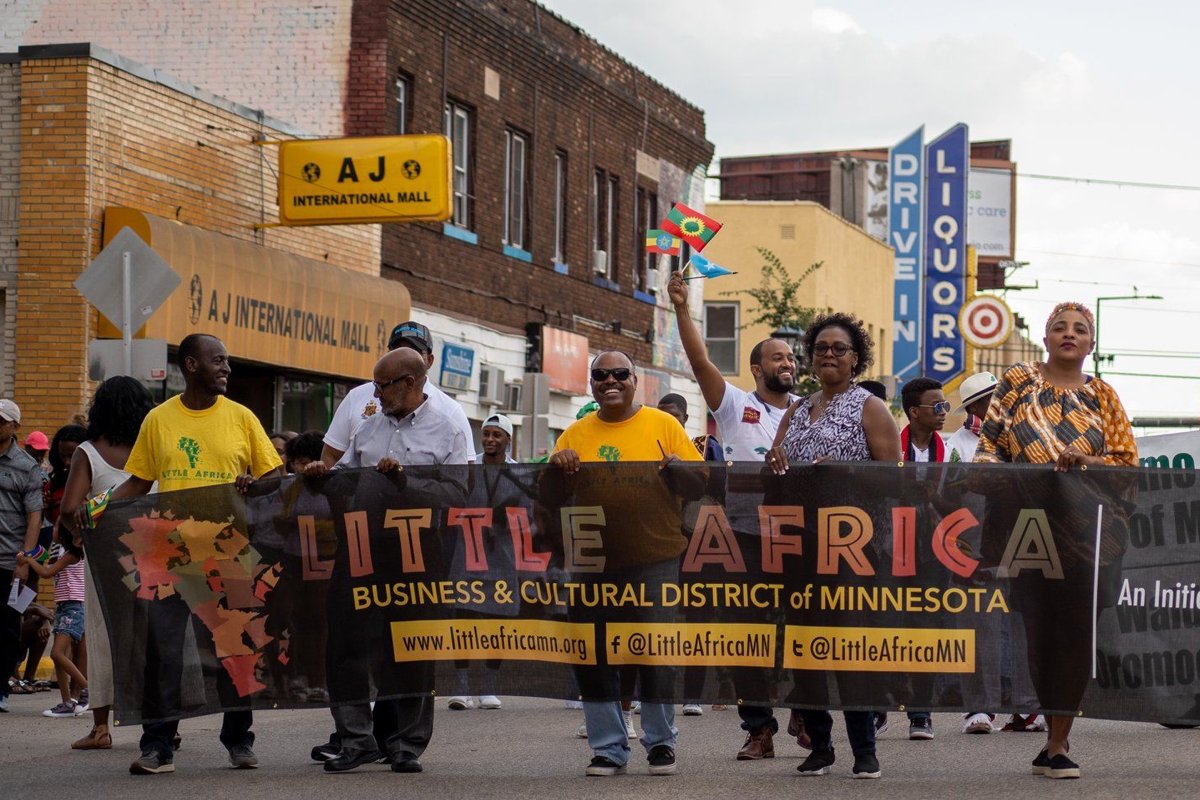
left=661, top=203, right=722, bottom=251
left=646, top=229, right=681, bottom=255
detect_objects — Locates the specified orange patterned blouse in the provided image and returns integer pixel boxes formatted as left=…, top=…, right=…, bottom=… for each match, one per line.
left=974, top=362, right=1137, bottom=466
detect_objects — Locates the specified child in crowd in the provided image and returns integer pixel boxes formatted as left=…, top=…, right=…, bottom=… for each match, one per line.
left=18, top=538, right=88, bottom=717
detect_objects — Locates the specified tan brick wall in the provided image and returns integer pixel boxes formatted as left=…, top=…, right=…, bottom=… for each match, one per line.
left=14, top=53, right=381, bottom=434
left=3, top=0, right=354, bottom=136
left=0, top=61, right=18, bottom=397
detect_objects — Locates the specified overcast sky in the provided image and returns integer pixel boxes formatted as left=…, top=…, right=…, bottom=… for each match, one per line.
left=542, top=0, right=1200, bottom=426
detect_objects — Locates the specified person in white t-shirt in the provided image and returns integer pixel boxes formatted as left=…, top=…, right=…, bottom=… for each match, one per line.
left=667, top=270, right=803, bottom=761
left=320, top=321, right=476, bottom=467
left=945, top=372, right=997, bottom=465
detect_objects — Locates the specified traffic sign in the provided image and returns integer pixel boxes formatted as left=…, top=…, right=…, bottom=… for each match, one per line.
left=87, top=339, right=168, bottom=382
left=74, top=227, right=180, bottom=330
left=959, top=294, right=1014, bottom=349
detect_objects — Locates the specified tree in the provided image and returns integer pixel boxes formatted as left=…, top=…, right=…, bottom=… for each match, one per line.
left=721, top=247, right=826, bottom=391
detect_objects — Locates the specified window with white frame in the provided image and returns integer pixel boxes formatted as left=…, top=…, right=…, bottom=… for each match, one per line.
left=553, top=150, right=567, bottom=264
left=605, top=174, right=618, bottom=280
left=503, top=128, right=529, bottom=249
left=636, top=187, right=658, bottom=292
left=443, top=100, right=472, bottom=228
left=395, top=72, right=411, bottom=134
left=704, top=302, right=740, bottom=374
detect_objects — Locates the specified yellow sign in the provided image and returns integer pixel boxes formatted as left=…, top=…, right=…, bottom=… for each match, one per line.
left=784, top=625, right=974, bottom=673
left=278, top=135, right=452, bottom=226
left=390, top=619, right=596, bottom=665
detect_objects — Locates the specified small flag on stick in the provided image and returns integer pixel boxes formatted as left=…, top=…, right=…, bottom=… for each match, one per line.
left=661, top=203, right=723, bottom=251
left=684, top=253, right=736, bottom=280
left=645, top=229, right=681, bottom=255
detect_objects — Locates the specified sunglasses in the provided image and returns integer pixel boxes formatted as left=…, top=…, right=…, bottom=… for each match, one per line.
left=590, top=367, right=633, bottom=382
left=812, top=342, right=853, bottom=357
left=918, top=401, right=952, bottom=414
left=373, top=374, right=412, bottom=392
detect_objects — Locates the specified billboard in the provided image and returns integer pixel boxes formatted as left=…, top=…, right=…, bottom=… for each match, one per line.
left=967, top=167, right=1014, bottom=258
left=922, top=123, right=969, bottom=386
left=888, top=127, right=924, bottom=381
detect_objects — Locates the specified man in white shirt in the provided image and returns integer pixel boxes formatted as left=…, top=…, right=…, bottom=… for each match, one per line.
left=946, top=372, right=997, bottom=464
left=305, top=348, right=467, bottom=775
left=667, top=270, right=801, bottom=760
left=321, top=320, right=476, bottom=467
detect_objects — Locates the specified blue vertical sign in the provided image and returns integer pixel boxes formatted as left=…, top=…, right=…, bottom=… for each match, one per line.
left=922, top=123, right=968, bottom=385
left=888, top=127, right=924, bottom=381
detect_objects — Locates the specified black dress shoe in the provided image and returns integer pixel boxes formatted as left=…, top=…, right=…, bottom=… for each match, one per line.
left=390, top=755, right=423, bottom=773
left=324, top=748, right=383, bottom=773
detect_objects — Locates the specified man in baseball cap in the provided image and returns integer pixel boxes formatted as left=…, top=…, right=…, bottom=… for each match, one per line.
left=388, top=322, right=433, bottom=354
left=0, top=399, right=20, bottom=424
left=480, top=414, right=516, bottom=465
left=946, top=372, right=998, bottom=464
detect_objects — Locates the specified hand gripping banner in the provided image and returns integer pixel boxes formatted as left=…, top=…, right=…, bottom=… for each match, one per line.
left=82, top=461, right=1200, bottom=726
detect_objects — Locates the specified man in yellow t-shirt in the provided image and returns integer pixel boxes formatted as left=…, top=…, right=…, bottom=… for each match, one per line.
left=113, top=333, right=283, bottom=776
left=550, top=351, right=701, bottom=778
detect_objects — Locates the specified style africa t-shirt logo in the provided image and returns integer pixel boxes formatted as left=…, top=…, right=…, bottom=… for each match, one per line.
left=178, top=436, right=201, bottom=468
left=597, top=445, right=621, bottom=462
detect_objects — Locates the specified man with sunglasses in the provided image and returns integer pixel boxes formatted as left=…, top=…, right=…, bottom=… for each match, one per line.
left=303, top=347, right=468, bottom=774
left=550, top=351, right=703, bottom=777
left=667, top=271, right=803, bottom=760
left=895, top=377, right=948, bottom=741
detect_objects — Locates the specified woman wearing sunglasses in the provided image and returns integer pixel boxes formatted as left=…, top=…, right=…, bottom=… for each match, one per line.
left=764, top=312, right=901, bottom=779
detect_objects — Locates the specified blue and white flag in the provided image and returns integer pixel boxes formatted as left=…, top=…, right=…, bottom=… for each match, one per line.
left=687, top=253, right=734, bottom=279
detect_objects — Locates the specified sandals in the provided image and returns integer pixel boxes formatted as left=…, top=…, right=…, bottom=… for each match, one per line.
left=72, top=726, right=113, bottom=750
left=11, top=680, right=36, bottom=695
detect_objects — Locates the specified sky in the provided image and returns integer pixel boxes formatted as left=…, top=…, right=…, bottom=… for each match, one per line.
left=540, top=0, right=1200, bottom=427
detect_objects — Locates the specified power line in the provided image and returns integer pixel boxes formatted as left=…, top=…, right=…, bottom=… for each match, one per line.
left=1020, top=249, right=1200, bottom=270
left=1019, top=173, right=1200, bottom=192
left=1102, top=371, right=1200, bottom=381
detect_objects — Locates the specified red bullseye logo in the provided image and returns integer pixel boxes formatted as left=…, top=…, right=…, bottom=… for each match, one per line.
left=959, top=295, right=1013, bottom=348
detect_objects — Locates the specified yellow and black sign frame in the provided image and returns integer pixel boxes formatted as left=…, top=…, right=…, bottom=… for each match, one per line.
left=277, top=135, right=452, bottom=226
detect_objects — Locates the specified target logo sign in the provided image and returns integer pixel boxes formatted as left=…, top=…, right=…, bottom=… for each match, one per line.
left=959, top=295, right=1014, bottom=348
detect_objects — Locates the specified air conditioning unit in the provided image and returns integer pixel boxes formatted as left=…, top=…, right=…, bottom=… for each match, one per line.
left=592, top=250, right=608, bottom=275
left=503, top=380, right=523, bottom=412
left=478, top=364, right=506, bottom=406
left=645, top=267, right=660, bottom=293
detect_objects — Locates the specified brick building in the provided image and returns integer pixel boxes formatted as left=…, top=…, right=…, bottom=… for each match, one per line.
left=2, top=0, right=716, bottom=452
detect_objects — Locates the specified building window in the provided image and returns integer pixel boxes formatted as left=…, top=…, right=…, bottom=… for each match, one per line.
left=503, top=128, right=529, bottom=249
left=704, top=302, right=739, bottom=374
left=443, top=100, right=473, bottom=228
left=593, top=168, right=619, bottom=281
left=636, top=187, right=658, bottom=292
left=553, top=150, right=567, bottom=264
left=395, top=72, right=411, bottom=134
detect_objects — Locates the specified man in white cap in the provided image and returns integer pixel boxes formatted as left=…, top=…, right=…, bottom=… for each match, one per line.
left=946, top=372, right=998, bottom=465
left=479, top=413, right=517, bottom=466
left=0, top=399, right=47, bottom=713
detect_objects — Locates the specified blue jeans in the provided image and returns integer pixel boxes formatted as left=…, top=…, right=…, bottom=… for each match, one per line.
left=584, top=700, right=677, bottom=766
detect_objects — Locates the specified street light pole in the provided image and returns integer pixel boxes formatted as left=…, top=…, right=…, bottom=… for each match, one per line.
left=1093, top=291, right=1163, bottom=379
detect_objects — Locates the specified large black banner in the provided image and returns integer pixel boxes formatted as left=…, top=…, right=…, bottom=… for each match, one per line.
left=84, top=461, right=1200, bottom=725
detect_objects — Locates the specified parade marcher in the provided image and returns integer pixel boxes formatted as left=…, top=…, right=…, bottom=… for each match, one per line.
left=321, top=321, right=475, bottom=467
left=946, top=372, right=997, bottom=464
left=550, top=351, right=704, bottom=777
left=667, top=270, right=804, bottom=759
left=304, top=347, right=468, bottom=774
left=0, top=399, right=45, bottom=714
left=974, top=302, right=1137, bottom=780
left=18, top=537, right=88, bottom=718
left=110, top=334, right=284, bottom=774
left=58, top=377, right=155, bottom=750
left=766, top=313, right=902, bottom=779
left=656, top=393, right=723, bottom=463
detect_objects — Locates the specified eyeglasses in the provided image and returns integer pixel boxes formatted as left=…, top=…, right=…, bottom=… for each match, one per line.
left=590, top=367, right=633, bottom=382
left=812, top=342, right=853, bottom=357
left=373, top=374, right=411, bottom=392
left=918, top=401, right=952, bottom=414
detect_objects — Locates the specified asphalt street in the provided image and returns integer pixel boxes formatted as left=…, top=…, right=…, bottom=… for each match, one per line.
left=4, top=692, right=1197, bottom=799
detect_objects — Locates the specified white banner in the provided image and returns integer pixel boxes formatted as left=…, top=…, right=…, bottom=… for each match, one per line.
left=1136, top=430, right=1200, bottom=468
left=967, top=168, right=1013, bottom=258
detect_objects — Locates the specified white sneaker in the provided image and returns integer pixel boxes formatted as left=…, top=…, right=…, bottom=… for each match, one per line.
left=1027, top=714, right=1048, bottom=732
left=623, top=709, right=638, bottom=739
left=576, top=722, right=589, bottom=739
left=682, top=704, right=703, bottom=716
left=479, top=695, right=502, bottom=709
left=962, top=713, right=994, bottom=734
left=447, top=696, right=474, bottom=710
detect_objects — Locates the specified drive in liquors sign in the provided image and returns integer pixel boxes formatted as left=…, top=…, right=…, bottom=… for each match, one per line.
left=922, top=123, right=969, bottom=385
left=888, top=127, right=924, bottom=382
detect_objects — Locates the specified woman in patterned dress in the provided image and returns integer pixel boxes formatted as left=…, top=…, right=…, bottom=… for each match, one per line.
left=974, top=302, right=1137, bottom=780
left=764, top=313, right=901, bottom=779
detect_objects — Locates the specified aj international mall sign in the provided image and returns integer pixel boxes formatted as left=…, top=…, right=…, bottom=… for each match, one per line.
left=277, top=135, right=452, bottom=226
